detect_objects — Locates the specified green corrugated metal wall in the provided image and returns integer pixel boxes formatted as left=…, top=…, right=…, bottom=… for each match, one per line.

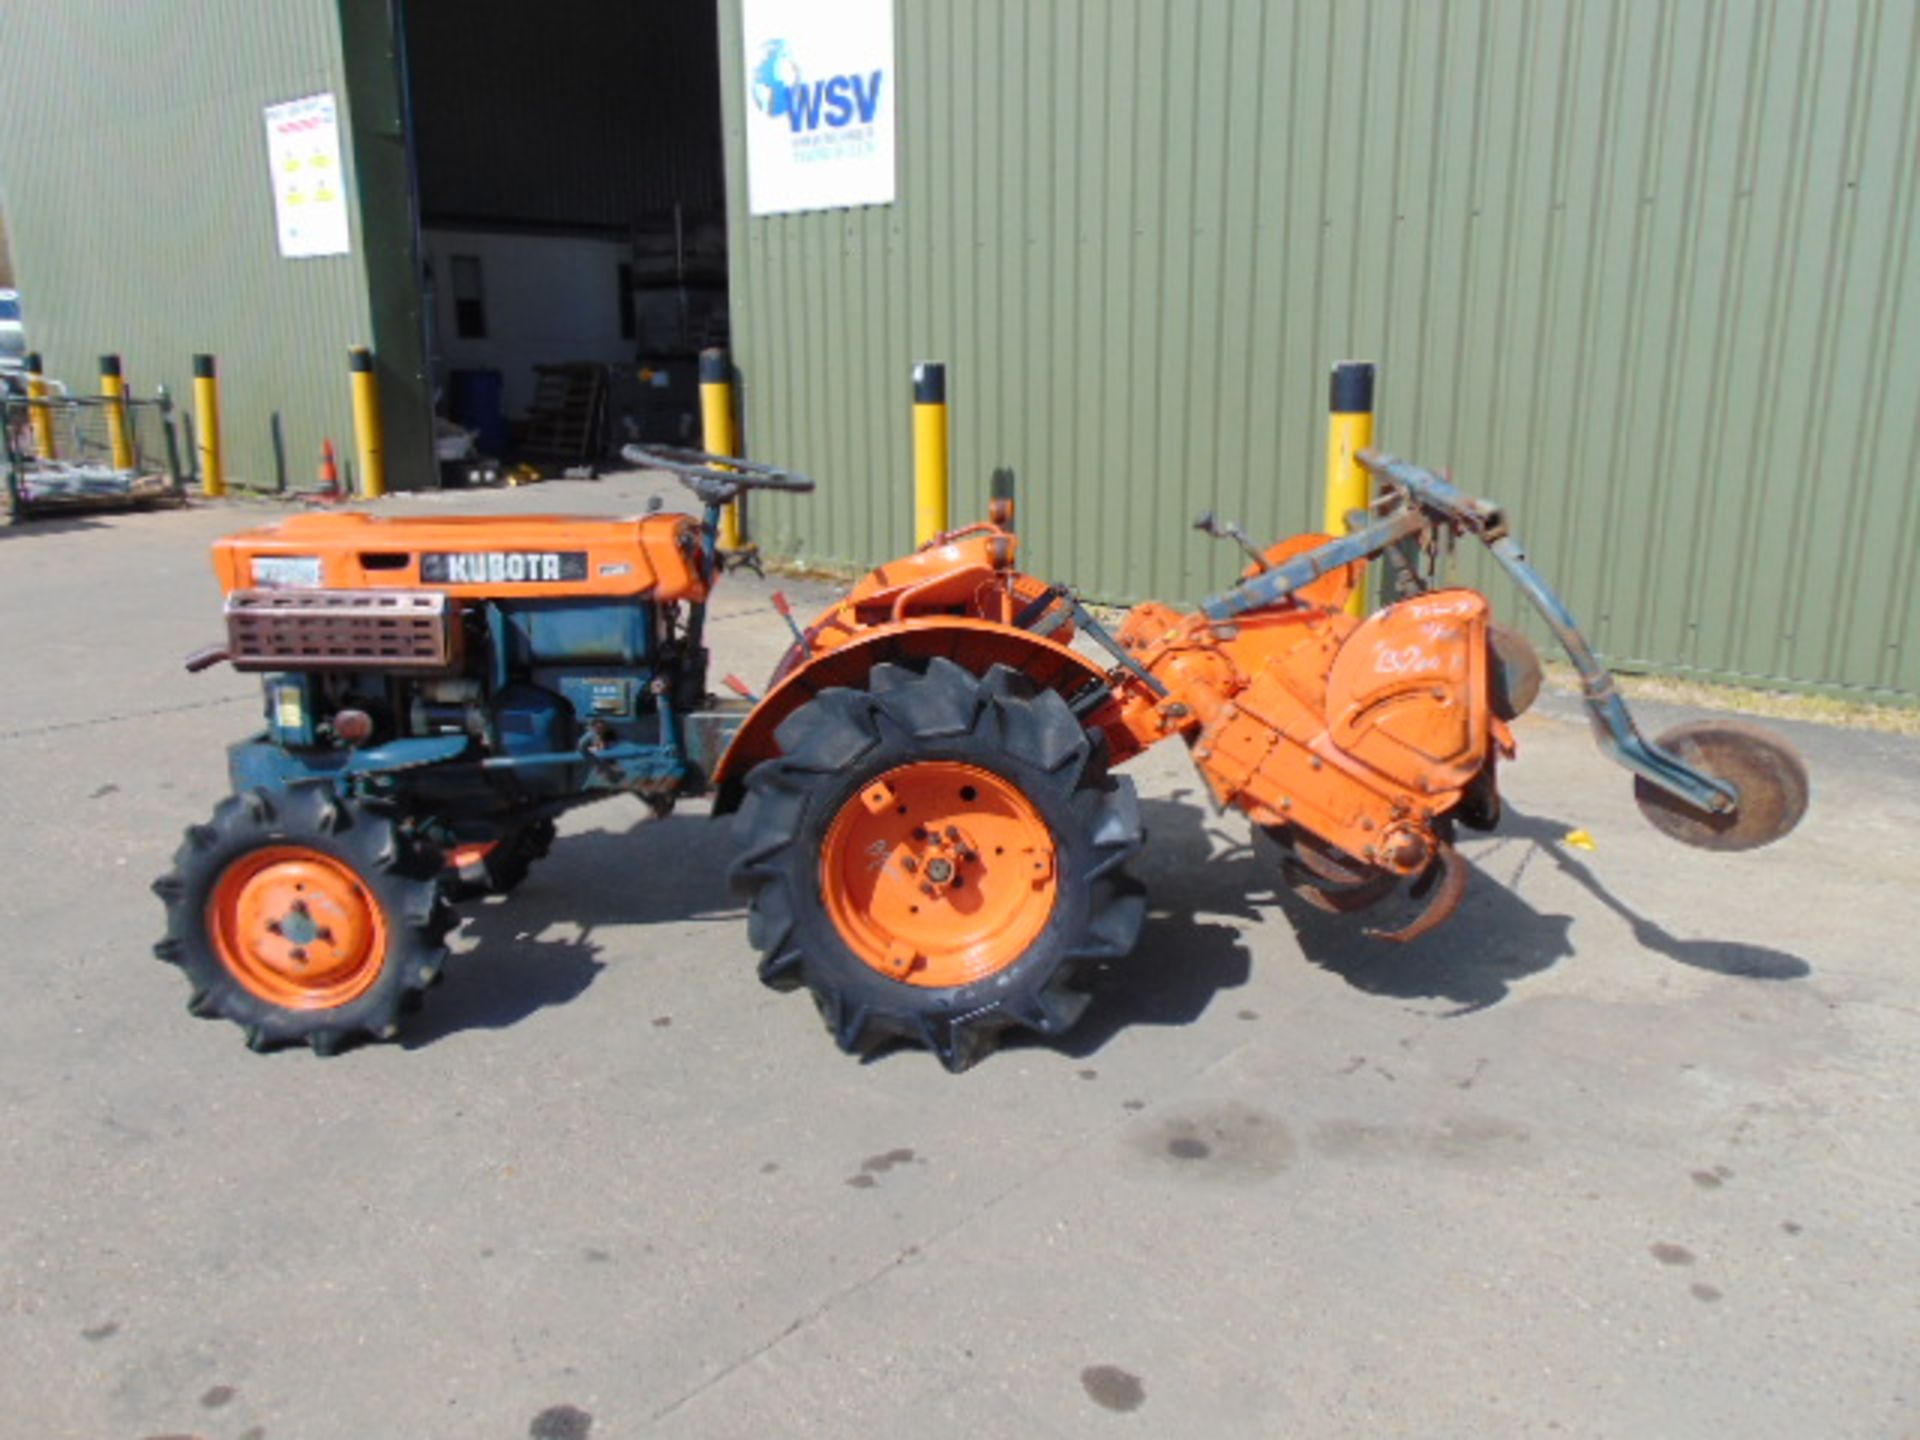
left=721, top=0, right=1920, bottom=701
left=0, top=0, right=428, bottom=493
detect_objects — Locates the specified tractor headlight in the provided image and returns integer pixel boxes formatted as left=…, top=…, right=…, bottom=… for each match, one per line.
left=251, top=555, right=323, bottom=590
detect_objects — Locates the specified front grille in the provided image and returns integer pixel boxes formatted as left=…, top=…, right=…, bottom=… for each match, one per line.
left=226, top=589, right=458, bottom=671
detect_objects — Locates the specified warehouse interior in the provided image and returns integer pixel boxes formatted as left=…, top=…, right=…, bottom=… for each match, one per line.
left=398, top=0, right=727, bottom=476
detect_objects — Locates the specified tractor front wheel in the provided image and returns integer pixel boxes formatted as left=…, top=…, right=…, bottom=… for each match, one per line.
left=730, top=658, right=1145, bottom=1072
left=152, top=784, right=452, bottom=1054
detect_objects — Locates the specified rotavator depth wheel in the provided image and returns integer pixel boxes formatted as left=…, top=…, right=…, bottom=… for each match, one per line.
left=1633, top=719, right=1810, bottom=852
left=729, top=658, right=1146, bottom=1072
left=152, top=783, right=453, bottom=1054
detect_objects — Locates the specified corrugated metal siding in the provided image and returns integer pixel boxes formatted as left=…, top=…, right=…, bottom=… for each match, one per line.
left=722, top=0, right=1920, bottom=701
left=342, top=0, right=436, bottom=492
left=403, top=0, right=724, bottom=230
left=0, top=0, right=380, bottom=491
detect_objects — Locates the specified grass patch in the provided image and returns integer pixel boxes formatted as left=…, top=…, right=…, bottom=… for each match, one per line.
left=1542, top=660, right=1920, bottom=736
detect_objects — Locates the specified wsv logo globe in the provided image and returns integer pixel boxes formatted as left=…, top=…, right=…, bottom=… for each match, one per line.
left=751, top=38, right=884, bottom=132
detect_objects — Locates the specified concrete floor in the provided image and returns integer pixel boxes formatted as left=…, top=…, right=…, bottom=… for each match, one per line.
left=1, top=473, right=1914, bottom=1439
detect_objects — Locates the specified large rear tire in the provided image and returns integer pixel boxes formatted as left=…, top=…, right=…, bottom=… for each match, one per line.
left=730, top=658, right=1146, bottom=1072
left=152, top=784, right=453, bottom=1054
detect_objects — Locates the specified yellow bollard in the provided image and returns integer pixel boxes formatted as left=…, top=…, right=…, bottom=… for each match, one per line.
left=348, top=346, right=385, bottom=499
left=1324, top=360, right=1376, bottom=617
left=699, top=348, right=743, bottom=551
left=912, top=361, right=949, bottom=546
left=100, top=354, right=134, bottom=471
left=192, top=354, right=224, bottom=498
left=23, top=353, right=56, bottom=460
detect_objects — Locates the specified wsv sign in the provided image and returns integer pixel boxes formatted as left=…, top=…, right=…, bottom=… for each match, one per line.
left=782, top=72, right=883, bottom=131
left=744, top=13, right=895, bottom=216
left=752, top=39, right=884, bottom=132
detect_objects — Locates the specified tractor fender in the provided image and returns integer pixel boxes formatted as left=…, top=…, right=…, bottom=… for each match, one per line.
left=711, top=618, right=1121, bottom=813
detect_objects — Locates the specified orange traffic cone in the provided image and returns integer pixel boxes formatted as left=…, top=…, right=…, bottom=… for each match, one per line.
left=313, top=438, right=344, bottom=504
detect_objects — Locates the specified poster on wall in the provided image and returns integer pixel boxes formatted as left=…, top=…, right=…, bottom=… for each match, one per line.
left=263, top=92, right=351, bottom=258
left=742, top=0, right=896, bottom=216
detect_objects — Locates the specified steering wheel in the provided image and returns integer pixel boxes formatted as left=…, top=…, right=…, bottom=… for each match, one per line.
left=622, top=445, right=815, bottom=506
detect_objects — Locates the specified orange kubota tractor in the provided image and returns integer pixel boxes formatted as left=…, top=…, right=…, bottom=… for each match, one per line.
left=156, top=444, right=1807, bottom=1069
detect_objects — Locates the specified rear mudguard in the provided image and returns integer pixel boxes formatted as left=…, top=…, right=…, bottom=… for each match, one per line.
left=709, top=617, right=1130, bottom=813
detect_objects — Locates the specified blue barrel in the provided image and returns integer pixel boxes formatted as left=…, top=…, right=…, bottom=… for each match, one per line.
left=448, top=369, right=507, bottom=456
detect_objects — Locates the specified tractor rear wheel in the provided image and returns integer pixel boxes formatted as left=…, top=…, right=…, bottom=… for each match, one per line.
left=730, top=658, right=1145, bottom=1072
left=152, top=784, right=453, bottom=1054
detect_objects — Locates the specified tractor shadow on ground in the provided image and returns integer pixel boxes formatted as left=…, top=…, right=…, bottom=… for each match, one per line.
left=402, top=790, right=1811, bottom=1049
left=402, top=808, right=744, bottom=1046
left=1465, top=805, right=1813, bottom=991
left=400, top=927, right=606, bottom=1047
left=1003, top=795, right=1258, bottom=1059
left=1017, top=792, right=1813, bottom=1056
left=1273, top=802, right=1810, bottom=1013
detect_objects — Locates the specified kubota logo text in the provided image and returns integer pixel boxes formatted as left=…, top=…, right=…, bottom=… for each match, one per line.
left=421, top=551, right=588, bottom=584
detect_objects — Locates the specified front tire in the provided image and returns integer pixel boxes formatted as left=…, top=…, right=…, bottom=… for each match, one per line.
left=730, top=658, right=1145, bottom=1072
left=152, top=784, right=453, bottom=1054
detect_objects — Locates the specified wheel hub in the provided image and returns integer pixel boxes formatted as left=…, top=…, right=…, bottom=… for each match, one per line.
left=209, top=847, right=387, bottom=1008
left=822, top=762, right=1058, bottom=988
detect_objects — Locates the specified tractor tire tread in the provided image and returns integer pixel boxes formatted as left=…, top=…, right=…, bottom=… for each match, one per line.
left=152, top=781, right=449, bottom=1054
left=731, top=659, right=1146, bottom=1072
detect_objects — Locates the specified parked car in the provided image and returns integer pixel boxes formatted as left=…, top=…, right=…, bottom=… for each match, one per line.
left=0, top=289, right=24, bottom=376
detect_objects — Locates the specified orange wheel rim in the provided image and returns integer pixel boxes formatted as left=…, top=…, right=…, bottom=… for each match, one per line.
left=207, top=846, right=387, bottom=1009
left=821, top=762, right=1057, bottom=988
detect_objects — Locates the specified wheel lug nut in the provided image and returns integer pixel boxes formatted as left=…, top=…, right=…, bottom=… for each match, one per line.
left=944, top=825, right=961, bottom=841
left=900, top=855, right=919, bottom=873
